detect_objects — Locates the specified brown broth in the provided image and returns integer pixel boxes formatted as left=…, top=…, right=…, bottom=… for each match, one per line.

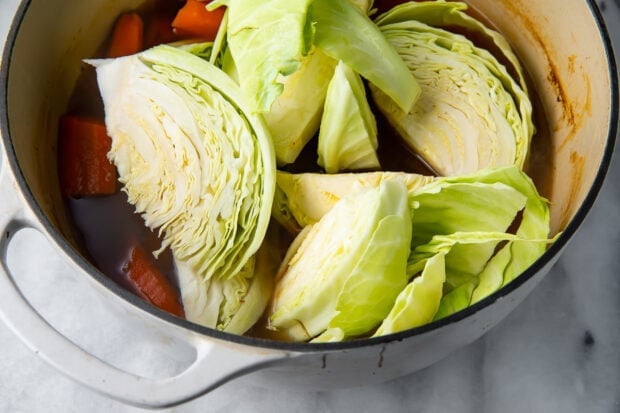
left=60, top=0, right=554, bottom=334
left=68, top=193, right=177, bottom=297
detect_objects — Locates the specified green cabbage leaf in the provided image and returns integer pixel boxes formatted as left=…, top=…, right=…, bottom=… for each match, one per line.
left=272, top=170, right=436, bottom=232
left=176, top=240, right=275, bottom=334
left=209, top=0, right=315, bottom=113
left=371, top=1, right=534, bottom=176
left=317, top=60, right=380, bottom=173
left=373, top=251, right=446, bottom=336
left=311, top=0, right=419, bottom=113
left=268, top=180, right=412, bottom=342
left=264, top=50, right=336, bottom=165
left=215, top=0, right=419, bottom=166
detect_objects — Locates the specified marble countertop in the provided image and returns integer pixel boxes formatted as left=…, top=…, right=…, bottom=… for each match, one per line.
left=1, top=1, right=619, bottom=412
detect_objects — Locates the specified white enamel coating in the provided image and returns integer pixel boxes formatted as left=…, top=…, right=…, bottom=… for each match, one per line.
left=0, top=154, right=292, bottom=408
left=0, top=0, right=616, bottom=408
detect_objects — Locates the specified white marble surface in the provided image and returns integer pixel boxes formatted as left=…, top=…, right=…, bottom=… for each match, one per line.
left=1, top=1, right=619, bottom=412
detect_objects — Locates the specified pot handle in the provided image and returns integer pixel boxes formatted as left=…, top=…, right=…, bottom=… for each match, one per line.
left=0, top=162, right=288, bottom=408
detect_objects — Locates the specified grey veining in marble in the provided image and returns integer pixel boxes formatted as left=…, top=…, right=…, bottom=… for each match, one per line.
left=1, top=0, right=619, bottom=412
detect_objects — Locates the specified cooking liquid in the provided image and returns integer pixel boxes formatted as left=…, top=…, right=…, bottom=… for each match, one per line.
left=60, top=0, right=554, bottom=336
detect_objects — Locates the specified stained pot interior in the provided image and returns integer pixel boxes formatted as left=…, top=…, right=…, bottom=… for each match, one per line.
left=4, top=0, right=615, bottom=309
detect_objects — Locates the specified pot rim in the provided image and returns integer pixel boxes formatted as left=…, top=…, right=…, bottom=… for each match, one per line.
left=1, top=0, right=617, bottom=353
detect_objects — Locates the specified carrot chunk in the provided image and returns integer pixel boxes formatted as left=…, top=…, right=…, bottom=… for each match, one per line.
left=124, top=245, right=185, bottom=318
left=58, top=115, right=117, bottom=198
left=172, top=0, right=225, bottom=41
left=107, top=12, right=144, bottom=58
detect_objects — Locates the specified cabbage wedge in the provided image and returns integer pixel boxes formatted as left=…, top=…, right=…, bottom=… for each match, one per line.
left=373, top=252, right=446, bottom=337
left=311, top=0, right=419, bottom=113
left=209, top=0, right=315, bottom=113
left=218, top=0, right=419, bottom=114
left=272, top=170, right=436, bottom=232
left=317, top=60, right=380, bottom=173
left=92, top=45, right=276, bottom=287
left=264, top=50, right=337, bottom=166
left=376, top=229, right=554, bottom=336
left=176, top=234, right=278, bottom=334
left=268, top=181, right=411, bottom=342
left=269, top=166, right=553, bottom=339
left=216, top=0, right=419, bottom=166
left=372, top=1, right=534, bottom=176
left=373, top=0, right=528, bottom=90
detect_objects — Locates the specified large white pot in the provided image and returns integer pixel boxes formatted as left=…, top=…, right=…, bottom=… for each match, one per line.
left=0, top=0, right=617, bottom=408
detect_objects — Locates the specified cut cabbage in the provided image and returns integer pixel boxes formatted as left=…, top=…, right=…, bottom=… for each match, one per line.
left=92, top=44, right=276, bottom=286
left=347, top=0, right=374, bottom=14
left=373, top=0, right=528, bottom=90
left=269, top=166, right=553, bottom=338
left=268, top=180, right=411, bottom=342
left=272, top=170, right=436, bottom=232
left=216, top=0, right=419, bottom=166
left=176, top=235, right=276, bottom=334
left=317, top=60, right=380, bottom=173
left=264, top=50, right=337, bottom=166
left=374, top=252, right=446, bottom=337
left=311, top=0, right=419, bottom=113
left=372, top=1, right=534, bottom=176
left=210, top=0, right=315, bottom=113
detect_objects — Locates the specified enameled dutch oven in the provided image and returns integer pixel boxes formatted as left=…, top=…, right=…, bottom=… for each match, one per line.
left=0, top=0, right=617, bottom=408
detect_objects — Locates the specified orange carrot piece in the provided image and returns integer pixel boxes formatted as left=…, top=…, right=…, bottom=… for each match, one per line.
left=107, top=12, right=144, bottom=58
left=58, top=115, right=117, bottom=198
left=124, top=245, right=185, bottom=318
left=172, top=0, right=225, bottom=41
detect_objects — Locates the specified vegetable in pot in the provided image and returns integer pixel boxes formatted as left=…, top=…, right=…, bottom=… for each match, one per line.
left=268, top=180, right=412, bottom=342
left=263, top=50, right=337, bottom=166
left=213, top=0, right=419, bottom=165
left=107, top=13, right=144, bottom=58
left=371, top=1, right=534, bottom=176
left=269, top=166, right=553, bottom=337
left=317, top=60, right=380, bottom=173
left=176, top=233, right=277, bottom=334
left=272, top=170, right=436, bottom=232
left=124, top=243, right=185, bottom=318
left=90, top=45, right=276, bottom=331
left=59, top=0, right=556, bottom=341
left=172, top=0, right=226, bottom=41
left=57, top=115, right=117, bottom=198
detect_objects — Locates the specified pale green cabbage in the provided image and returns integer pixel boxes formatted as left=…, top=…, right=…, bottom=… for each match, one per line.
left=214, top=0, right=419, bottom=166
left=374, top=252, right=445, bottom=336
left=373, top=0, right=528, bottom=89
left=92, top=46, right=276, bottom=322
left=268, top=166, right=553, bottom=337
left=176, top=235, right=276, bottom=334
left=311, top=0, right=419, bottom=113
left=268, top=180, right=412, bottom=342
left=404, top=230, right=556, bottom=323
left=403, top=166, right=553, bottom=323
left=317, top=60, right=379, bottom=173
left=347, top=0, right=374, bottom=14
left=209, top=0, right=315, bottom=113
left=264, top=50, right=337, bottom=166
left=217, top=0, right=419, bottom=114
left=272, top=170, right=436, bottom=232
left=371, top=1, right=534, bottom=176
left=88, top=1, right=554, bottom=341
